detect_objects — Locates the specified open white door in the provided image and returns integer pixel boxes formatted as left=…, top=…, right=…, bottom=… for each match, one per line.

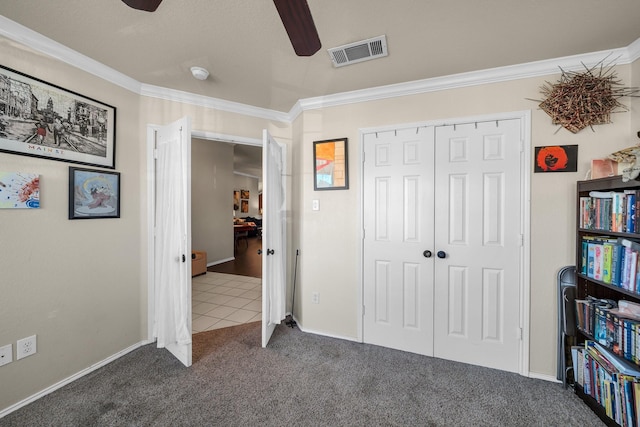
left=262, top=129, right=287, bottom=347
left=154, top=117, right=192, bottom=367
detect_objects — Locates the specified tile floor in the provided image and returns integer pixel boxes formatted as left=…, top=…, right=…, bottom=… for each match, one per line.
left=192, top=272, right=262, bottom=333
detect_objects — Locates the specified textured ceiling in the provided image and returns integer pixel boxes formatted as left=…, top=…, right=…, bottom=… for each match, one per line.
left=1, top=0, right=640, bottom=114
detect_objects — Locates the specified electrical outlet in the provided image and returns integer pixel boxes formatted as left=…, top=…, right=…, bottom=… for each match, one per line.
left=16, top=335, right=37, bottom=360
left=311, top=292, right=320, bottom=304
left=0, top=344, right=12, bottom=367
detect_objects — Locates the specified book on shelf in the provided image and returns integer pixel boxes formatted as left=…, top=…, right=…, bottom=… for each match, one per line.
left=579, top=190, right=640, bottom=233
left=573, top=346, right=585, bottom=387
left=579, top=341, right=640, bottom=425
left=580, top=236, right=640, bottom=294
left=627, top=193, right=637, bottom=234
left=579, top=300, right=640, bottom=369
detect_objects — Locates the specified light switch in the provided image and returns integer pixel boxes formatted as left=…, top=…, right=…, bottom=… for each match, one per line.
left=312, top=199, right=320, bottom=211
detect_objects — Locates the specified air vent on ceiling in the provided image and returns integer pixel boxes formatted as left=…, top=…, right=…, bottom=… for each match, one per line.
left=327, top=35, right=388, bottom=68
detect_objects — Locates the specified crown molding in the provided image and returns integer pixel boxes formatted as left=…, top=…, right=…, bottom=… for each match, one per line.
left=191, top=130, right=262, bottom=146
left=139, top=84, right=290, bottom=123
left=233, top=171, right=261, bottom=179
left=2, top=15, right=638, bottom=125
left=290, top=44, right=637, bottom=120
left=628, top=37, right=640, bottom=63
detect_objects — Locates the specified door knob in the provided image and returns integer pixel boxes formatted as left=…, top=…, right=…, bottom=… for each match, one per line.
left=257, top=249, right=262, bottom=255
left=437, top=251, right=446, bottom=259
left=267, top=249, right=275, bottom=255
left=423, top=250, right=432, bottom=258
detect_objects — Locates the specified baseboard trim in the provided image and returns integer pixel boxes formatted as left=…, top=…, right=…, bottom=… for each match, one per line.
left=292, top=315, right=360, bottom=343
left=291, top=315, right=558, bottom=382
left=0, top=340, right=151, bottom=418
left=207, top=257, right=234, bottom=267
left=528, top=371, right=560, bottom=383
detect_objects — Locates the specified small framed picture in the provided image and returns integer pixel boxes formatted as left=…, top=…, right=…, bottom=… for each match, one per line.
left=233, top=190, right=240, bottom=210
left=313, top=138, right=349, bottom=190
left=69, top=167, right=120, bottom=219
left=534, top=145, right=578, bottom=173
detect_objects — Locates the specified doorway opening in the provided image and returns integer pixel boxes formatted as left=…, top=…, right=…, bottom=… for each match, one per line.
left=191, top=138, right=263, bottom=336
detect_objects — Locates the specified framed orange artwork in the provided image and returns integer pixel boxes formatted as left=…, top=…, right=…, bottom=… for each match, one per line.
left=534, top=145, right=578, bottom=173
left=313, top=138, right=349, bottom=190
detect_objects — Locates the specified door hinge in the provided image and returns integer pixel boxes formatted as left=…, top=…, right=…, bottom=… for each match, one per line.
left=518, top=234, right=524, bottom=246
left=517, top=327, right=523, bottom=340
left=362, top=305, right=365, bottom=316
left=362, top=152, right=365, bottom=163
left=153, top=149, right=158, bottom=159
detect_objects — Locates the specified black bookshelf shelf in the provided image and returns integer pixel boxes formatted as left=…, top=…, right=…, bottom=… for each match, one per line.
left=575, top=385, right=620, bottom=427
left=576, top=273, right=640, bottom=300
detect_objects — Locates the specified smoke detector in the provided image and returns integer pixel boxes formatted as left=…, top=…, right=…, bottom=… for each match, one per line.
left=190, top=66, right=209, bottom=81
left=327, top=35, right=388, bottom=68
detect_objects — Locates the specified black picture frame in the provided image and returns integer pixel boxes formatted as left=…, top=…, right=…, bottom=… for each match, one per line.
left=534, top=145, right=578, bottom=173
left=0, top=64, right=116, bottom=169
left=313, top=138, right=349, bottom=190
left=69, top=167, right=120, bottom=219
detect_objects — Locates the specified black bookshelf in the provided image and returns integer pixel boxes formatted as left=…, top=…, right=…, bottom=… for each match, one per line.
left=575, top=176, right=640, bottom=427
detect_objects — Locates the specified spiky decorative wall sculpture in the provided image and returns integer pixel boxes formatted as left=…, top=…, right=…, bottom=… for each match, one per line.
left=535, top=60, right=638, bottom=133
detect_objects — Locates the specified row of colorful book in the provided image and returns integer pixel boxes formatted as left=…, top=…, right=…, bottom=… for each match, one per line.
left=575, top=341, right=640, bottom=426
left=576, top=298, right=640, bottom=366
left=579, top=190, right=639, bottom=233
left=581, top=236, right=640, bottom=292
left=575, top=297, right=616, bottom=342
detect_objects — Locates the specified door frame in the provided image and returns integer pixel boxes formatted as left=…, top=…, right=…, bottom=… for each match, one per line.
left=358, top=110, right=531, bottom=376
left=146, top=127, right=262, bottom=342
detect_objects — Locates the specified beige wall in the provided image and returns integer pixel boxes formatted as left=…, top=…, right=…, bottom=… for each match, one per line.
left=0, top=38, right=143, bottom=410
left=292, top=65, right=637, bottom=377
left=191, top=138, right=234, bottom=264
left=632, top=60, right=640, bottom=138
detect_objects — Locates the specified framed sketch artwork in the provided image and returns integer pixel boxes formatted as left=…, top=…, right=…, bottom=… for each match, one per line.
left=0, top=65, right=116, bottom=169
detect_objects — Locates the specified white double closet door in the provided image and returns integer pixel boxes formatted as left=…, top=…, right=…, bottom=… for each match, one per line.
left=363, top=118, right=523, bottom=373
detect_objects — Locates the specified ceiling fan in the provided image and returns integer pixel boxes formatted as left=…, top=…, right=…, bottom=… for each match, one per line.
left=121, top=0, right=321, bottom=56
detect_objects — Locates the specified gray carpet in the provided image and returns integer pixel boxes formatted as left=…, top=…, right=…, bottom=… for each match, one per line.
left=1, top=322, right=604, bottom=426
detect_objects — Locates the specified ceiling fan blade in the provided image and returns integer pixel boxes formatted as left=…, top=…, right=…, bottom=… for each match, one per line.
left=121, top=0, right=163, bottom=12
left=273, top=0, right=321, bottom=56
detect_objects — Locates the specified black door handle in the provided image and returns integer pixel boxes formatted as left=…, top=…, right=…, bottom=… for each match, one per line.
left=182, top=254, right=186, bottom=263
left=267, top=249, right=275, bottom=255
left=423, top=250, right=432, bottom=258
left=437, top=251, right=446, bottom=259
left=258, top=249, right=262, bottom=255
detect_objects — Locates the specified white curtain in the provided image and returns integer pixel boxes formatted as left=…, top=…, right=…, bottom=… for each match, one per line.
left=154, top=136, right=191, bottom=347
left=267, top=138, right=286, bottom=324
